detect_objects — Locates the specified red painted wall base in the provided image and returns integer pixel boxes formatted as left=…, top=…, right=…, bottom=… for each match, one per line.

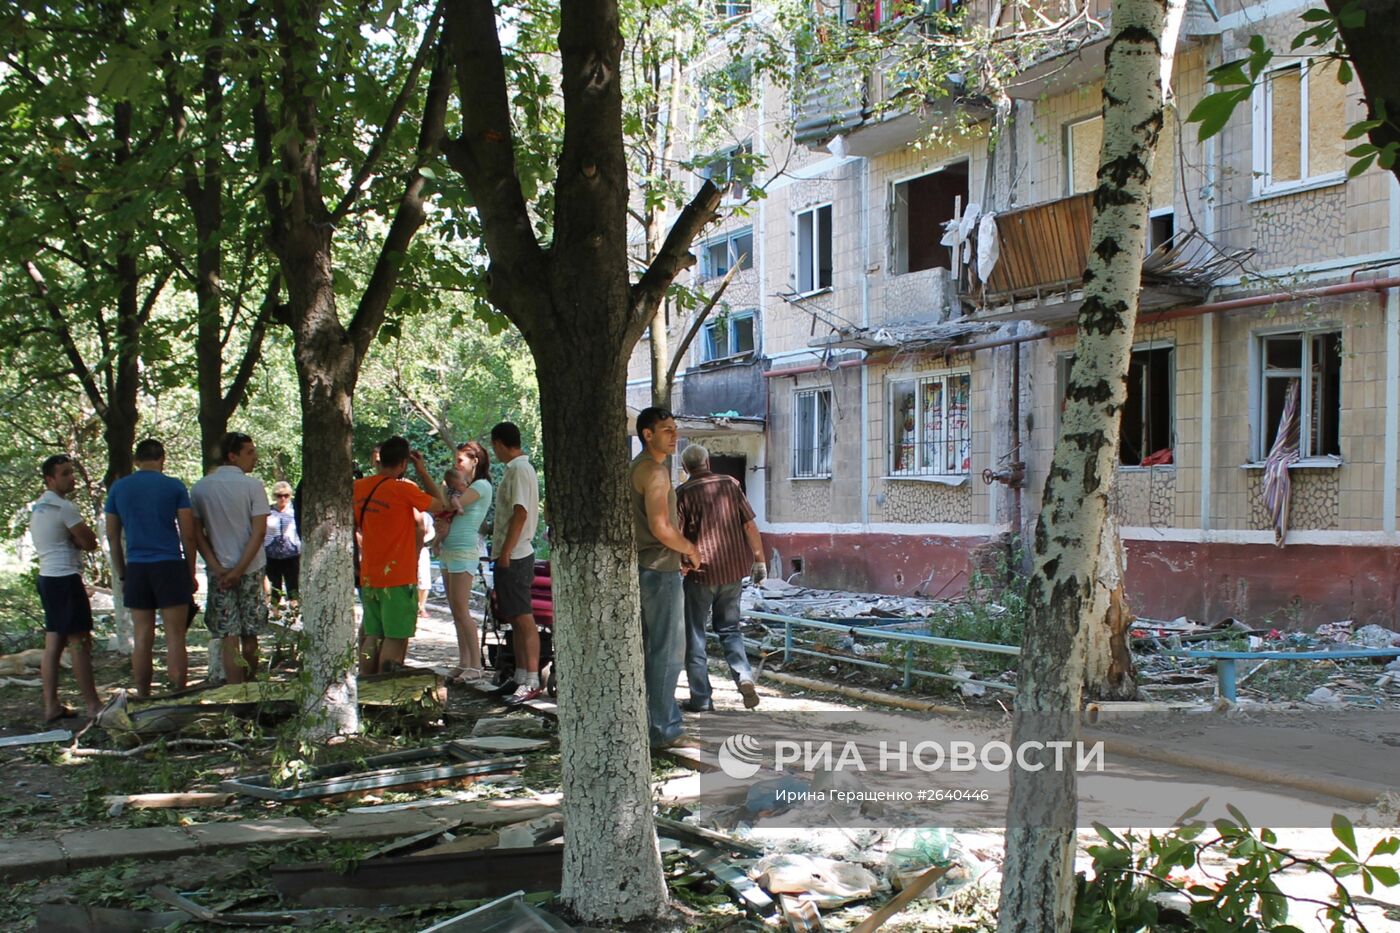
left=761, top=531, right=1400, bottom=628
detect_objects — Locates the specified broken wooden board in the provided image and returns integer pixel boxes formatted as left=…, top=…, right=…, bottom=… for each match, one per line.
left=410, top=831, right=499, bottom=857
left=99, top=670, right=444, bottom=736
left=271, top=844, right=564, bottom=907
left=779, top=894, right=825, bottom=933
left=34, top=904, right=182, bottom=932
left=0, top=728, right=73, bottom=748
left=654, top=815, right=766, bottom=857
left=498, top=812, right=564, bottom=848
left=221, top=745, right=523, bottom=801
left=849, top=865, right=950, bottom=933
left=104, top=792, right=234, bottom=815
left=451, top=735, right=551, bottom=753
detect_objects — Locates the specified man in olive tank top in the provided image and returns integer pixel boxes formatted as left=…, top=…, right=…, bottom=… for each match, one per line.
left=630, top=407, right=701, bottom=750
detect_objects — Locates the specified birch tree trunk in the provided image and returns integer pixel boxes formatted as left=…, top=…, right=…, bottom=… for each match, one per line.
left=996, top=0, right=1185, bottom=928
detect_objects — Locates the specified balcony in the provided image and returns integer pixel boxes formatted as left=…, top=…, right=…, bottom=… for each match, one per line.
left=793, top=12, right=993, bottom=154
left=958, top=192, right=1252, bottom=322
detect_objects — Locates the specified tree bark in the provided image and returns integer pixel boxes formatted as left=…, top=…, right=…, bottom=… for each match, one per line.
left=1327, top=0, right=1400, bottom=184
left=1081, top=514, right=1138, bottom=700
left=996, top=0, right=1184, bottom=929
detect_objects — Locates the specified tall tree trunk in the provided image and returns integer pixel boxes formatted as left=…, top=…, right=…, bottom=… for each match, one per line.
left=542, top=348, right=669, bottom=920
left=996, top=0, right=1184, bottom=929
left=292, top=262, right=361, bottom=737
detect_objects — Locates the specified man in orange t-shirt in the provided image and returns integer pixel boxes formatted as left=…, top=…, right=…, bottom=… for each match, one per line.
left=354, top=436, right=447, bottom=673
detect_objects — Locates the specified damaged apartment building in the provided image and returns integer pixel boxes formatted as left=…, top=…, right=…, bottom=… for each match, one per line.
left=626, top=0, right=1400, bottom=626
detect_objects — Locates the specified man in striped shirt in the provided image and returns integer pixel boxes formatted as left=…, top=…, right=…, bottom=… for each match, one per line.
left=676, top=443, right=766, bottom=712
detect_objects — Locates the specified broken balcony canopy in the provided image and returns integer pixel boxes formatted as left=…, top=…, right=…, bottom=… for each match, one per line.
left=809, top=319, right=997, bottom=353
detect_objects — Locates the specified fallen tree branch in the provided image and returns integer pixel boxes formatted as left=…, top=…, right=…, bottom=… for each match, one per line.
left=70, top=738, right=261, bottom=758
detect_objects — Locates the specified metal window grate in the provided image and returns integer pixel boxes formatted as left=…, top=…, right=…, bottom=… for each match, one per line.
left=889, top=372, right=971, bottom=476
left=793, top=389, right=833, bottom=478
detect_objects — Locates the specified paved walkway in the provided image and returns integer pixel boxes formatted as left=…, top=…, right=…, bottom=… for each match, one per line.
left=0, top=795, right=556, bottom=883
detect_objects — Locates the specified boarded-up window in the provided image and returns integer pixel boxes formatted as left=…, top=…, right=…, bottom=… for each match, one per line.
left=1151, top=113, right=1176, bottom=210
left=1067, top=116, right=1103, bottom=195
left=1259, top=60, right=1348, bottom=191
left=1268, top=67, right=1303, bottom=184
left=1308, top=61, right=1347, bottom=177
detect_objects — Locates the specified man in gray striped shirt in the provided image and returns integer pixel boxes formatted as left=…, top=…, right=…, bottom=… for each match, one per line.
left=677, top=443, right=765, bottom=712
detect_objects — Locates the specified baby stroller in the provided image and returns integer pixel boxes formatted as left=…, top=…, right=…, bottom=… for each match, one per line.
left=480, top=557, right=558, bottom=697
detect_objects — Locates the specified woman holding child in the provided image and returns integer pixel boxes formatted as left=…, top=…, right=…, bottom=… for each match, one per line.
left=438, top=441, right=492, bottom=683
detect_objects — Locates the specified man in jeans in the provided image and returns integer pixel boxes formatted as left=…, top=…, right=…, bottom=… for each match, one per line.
left=487, top=422, right=543, bottom=706
left=191, top=432, right=270, bottom=684
left=676, top=443, right=764, bottom=712
left=105, top=439, right=199, bottom=696
left=629, top=407, right=701, bottom=749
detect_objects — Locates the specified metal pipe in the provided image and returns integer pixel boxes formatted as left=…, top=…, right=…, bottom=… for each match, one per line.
left=739, top=635, right=1016, bottom=693
left=762, top=359, right=864, bottom=378
left=747, top=610, right=1021, bottom=656
left=1010, top=335, right=1022, bottom=537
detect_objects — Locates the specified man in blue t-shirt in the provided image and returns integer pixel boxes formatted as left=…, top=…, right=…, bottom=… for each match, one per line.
left=104, top=438, right=199, bottom=696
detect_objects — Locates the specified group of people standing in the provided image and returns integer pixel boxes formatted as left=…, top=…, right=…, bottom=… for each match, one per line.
left=31, top=433, right=299, bottom=723
left=352, top=423, right=546, bottom=706
left=32, top=412, right=762, bottom=733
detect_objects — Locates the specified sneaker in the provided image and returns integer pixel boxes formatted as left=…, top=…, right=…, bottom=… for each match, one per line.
left=503, top=684, right=544, bottom=706
left=739, top=680, right=761, bottom=710
left=681, top=699, right=715, bottom=713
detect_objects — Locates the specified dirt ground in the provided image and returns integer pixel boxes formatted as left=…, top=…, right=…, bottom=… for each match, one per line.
left=2, top=589, right=1398, bottom=931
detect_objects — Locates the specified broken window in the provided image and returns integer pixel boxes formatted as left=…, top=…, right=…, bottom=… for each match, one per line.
left=793, top=388, right=833, bottom=478
left=795, top=204, right=833, bottom=294
left=1257, top=330, right=1342, bottom=460
left=1149, top=210, right=1176, bottom=251
left=1120, top=346, right=1174, bottom=466
left=1055, top=347, right=1175, bottom=466
left=888, top=371, right=971, bottom=477
left=1256, top=61, right=1347, bottom=193
left=700, top=309, right=756, bottom=362
left=1066, top=115, right=1103, bottom=196
left=701, top=141, right=753, bottom=201
left=699, top=228, right=754, bottom=280
left=891, top=161, right=969, bottom=275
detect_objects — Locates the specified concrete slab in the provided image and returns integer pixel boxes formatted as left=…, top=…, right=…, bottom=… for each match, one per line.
left=57, top=826, right=199, bottom=869
left=0, top=838, right=66, bottom=881
left=318, top=807, right=461, bottom=841
left=187, top=816, right=324, bottom=849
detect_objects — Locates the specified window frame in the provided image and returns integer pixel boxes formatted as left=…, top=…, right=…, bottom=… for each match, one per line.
left=793, top=203, right=834, bottom=296
left=1251, top=59, right=1346, bottom=198
left=1119, top=341, right=1176, bottom=468
left=792, top=387, right=834, bottom=479
left=698, top=227, right=755, bottom=281
left=713, top=0, right=752, bottom=20
left=886, top=369, right=973, bottom=479
left=1249, top=325, right=1344, bottom=463
left=699, top=308, right=758, bottom=363
left=889, top=160, right=970, bottom=276
left=701, top=141, right=753, bottom=203
left=1064, top=114, right=1103, bottom=197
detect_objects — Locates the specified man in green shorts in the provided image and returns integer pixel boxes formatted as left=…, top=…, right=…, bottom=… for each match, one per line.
left=354, top=436, right=447, bottom=674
